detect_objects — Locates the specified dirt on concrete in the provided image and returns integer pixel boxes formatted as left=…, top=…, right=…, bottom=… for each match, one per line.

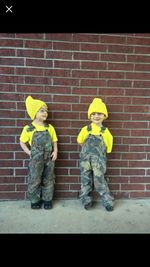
left=0, top=199, right=150, bottom=233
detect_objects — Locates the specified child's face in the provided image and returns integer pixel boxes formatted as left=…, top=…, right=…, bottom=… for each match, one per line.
left=90, top=112, right=105, bottom=125
left=36, top=107, right=48, bottom=121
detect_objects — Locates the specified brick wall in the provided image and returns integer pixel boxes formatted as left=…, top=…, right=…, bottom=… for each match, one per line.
left=0, top=33, right=150, bottom=200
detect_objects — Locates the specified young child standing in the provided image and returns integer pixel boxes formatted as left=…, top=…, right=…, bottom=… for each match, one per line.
left=20, top=96, right=58, bottom=210
left=77, top=98, right=114, bottom=211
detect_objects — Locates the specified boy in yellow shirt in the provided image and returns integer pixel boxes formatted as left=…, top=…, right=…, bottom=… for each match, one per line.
left=20, top=96, right=58, bottom=209
left=77, top=98, right=114, bottom=211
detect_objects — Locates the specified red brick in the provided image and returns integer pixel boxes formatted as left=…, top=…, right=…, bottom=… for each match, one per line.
left=55, top=184, right=69, bottom=190
left=121, top=169, right=145, bottom=175
left=16, top=33, right=44, bottom=39
left=0, top=185, right=15, bottom=191
left=127, top=37, right=150, bottom=45
left=108, top=45, right=133, bottom=53
left=45, top=86, right=71, bottom=94
left=81, top=61, right=106, bottom=70
left=16, top=184, right=27, bottom=191
left=0, top=58, right=24, bottom=65
left=130, top=177, right=150, bottom=183
left=0, top=39, right=23, bottom=47
left=128, top=55, right=150, bottom=63
left=108, top=80, right=132, bottom=87
left=132, top=97, right=150, bottom=105
left=25, top=76, right=52, bottom=85
left=46, top=51, right=72, bottom=60
left=0, top=67, right=14, bottom=74
left=25, top=40, right=52, bottom=49
left=0, top=160, right=22, bottom=168
left=20, top=67, right=46, bottom=78
left=72, top=70, right=98, bottom=79
left=81, top=43, right=106, bottom=52
left=17, top=49, right=44, bottom=58
left=53, top=42, right=79, bottom=51
left=101, top=35, right=126, bottom=44
left=74, top=52, right=99, bottom=61
left=46, top=34, right=72, bottom=41
left=121, top=184, right=145, bottom=190
left=123, top=137, right=147, bottom=144
left=54, top=60, right=80, bottom=69
left=54, top=78, right=79, bottom=86
left=123, top=121, right=148, bottom=129
left=108, top=62, right=133, bottom=70
left=0, top=84, right=15, bottom=91
left=0, top=49, right=15, bottom=56
left=129, top=161, right=150, bottom=168
left=135, top=64, right=150, bottom=71
left=122, top=153, right=146, bottom=160
left=26, top=59, right=52, bottom=68
left=134, top=80, right=150, bottom=88
left=73, top=34, right=99, bottom=43
left=44, top=69, right=71, bottom=77
left=0, top=152, right=13, bottom=159
left=0, top=192, right=25, bottom=200
left=81, top=79, right=106, bottom=87
left=56, top=176, right=79, bottom=183
left=55, top=169, right=68, bottom=175
left=101, top=53, right=126, bottom=62
left=56, top=160, right=76, bottom=168
left=99, top=71, right=124, bottom=79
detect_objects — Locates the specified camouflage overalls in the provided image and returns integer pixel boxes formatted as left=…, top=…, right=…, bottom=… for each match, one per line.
left=79, top=125, right=113, bottom=208
left=27, top=124, right=55, bottom=204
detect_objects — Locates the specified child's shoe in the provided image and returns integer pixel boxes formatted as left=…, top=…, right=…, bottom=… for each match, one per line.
left=31, top=202, right=41, bottom=209
left=43, top=201, right=52, bottom=209
left=105, top=205, right=114, bottom=212
left=84, top=202, right=92, bottom=210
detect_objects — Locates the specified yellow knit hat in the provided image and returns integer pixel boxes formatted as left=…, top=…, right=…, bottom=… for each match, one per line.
left=88, top=98, right=108, bottom=119
left=25, top=96, right=48, bottom=120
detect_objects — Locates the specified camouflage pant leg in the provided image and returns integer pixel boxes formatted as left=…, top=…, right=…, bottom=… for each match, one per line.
left=90, top=154, right=114, bottom=207
left=101, top=192, right=114, bottom=207
left=28, top=151, right=44, bottom=203
left=41, top=155, right=55, bottom=201
left=79, top=155, right=93, bottom=206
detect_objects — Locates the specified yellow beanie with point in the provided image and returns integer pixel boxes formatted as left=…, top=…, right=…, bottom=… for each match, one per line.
left=25, top=96, right=48, bottom=120
left=88, top=98, right=108, bottom=120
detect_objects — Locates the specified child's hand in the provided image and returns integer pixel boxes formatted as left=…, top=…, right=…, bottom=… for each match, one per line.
left=51, top=151, right=57, bottom=161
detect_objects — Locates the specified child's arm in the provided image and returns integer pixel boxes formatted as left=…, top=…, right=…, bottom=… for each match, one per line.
left=20, top=141, right=31, bottom=156
left=51, top=141, right=58, bottom=161
left=77, top=126, right=87, bottom=146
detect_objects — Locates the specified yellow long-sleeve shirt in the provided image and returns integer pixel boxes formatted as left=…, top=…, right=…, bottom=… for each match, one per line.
left=77, top=122, right=113, bottom=153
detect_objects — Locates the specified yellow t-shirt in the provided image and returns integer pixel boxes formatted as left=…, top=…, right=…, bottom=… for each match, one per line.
left=77, top=122, right=113, bottom=153
left=20, top=122, right=58, bottom=146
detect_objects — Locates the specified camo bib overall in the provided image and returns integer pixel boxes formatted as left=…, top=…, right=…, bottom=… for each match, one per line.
left=27, top=124, right=55, bottom=203
left=80, top=125, right=113, bottom=207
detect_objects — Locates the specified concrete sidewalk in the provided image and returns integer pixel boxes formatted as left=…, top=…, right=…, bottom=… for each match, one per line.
left=0, top=199, right=150, bottom=233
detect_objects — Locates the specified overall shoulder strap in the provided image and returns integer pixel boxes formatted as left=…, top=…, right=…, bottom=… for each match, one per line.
left=44, top=123, right=49, bottom=129
left=87, top=124, right=92, bottom=132
left=44, top=123, right=50, bottom=131
left=26, top=123, right=35, bottom=132
left=101, top=126, right=106, bottom=133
